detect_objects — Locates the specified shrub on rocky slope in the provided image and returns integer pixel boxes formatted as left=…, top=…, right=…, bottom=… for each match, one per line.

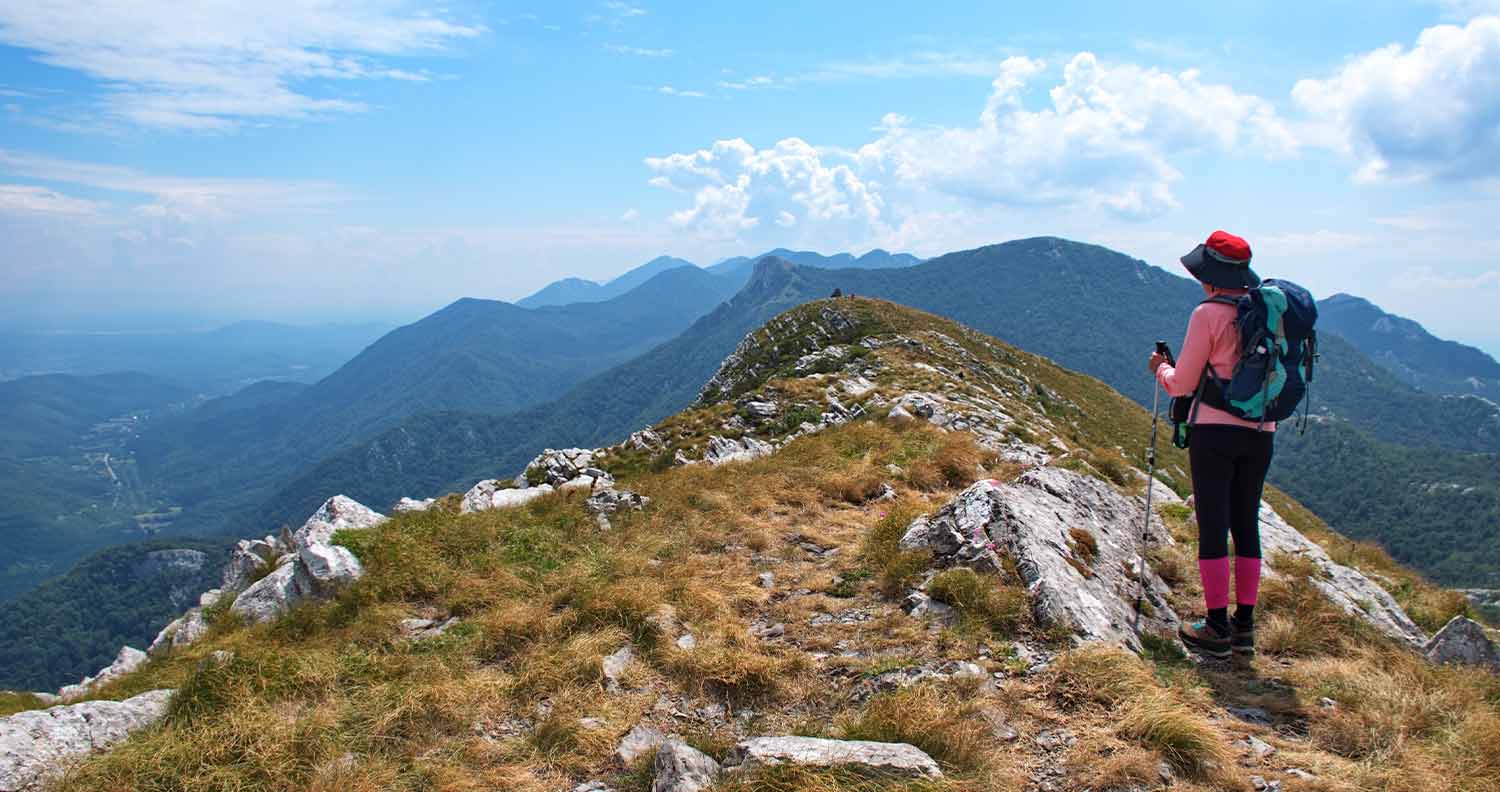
left=16, top=299, right=1498, bottom=792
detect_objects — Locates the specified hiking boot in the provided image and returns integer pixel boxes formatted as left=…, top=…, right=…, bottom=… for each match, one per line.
left=1231, top=622, right=1256, bottom=656
left=1179, top=620, right=1231, bottom=659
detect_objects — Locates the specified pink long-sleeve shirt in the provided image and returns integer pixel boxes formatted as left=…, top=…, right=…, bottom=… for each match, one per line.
left=1155, top=288, right=1276, bottom=432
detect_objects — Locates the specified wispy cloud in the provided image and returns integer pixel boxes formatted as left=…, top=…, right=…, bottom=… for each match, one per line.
left=0, top=149, right=345, bottom=220
left=587, top=1, right=647, bottom=29
left=0, top=1, right=483, bottom=131
left=607, top=44, right=674, bottom=57
left=800, top=51, right=1005, bottom=82
left=657, top=85, right=705, bottom=98
left=604, top=1, right=647, bottom=17
left=0, top=184, right=103, bottom=215
left=717, top=75, right=776, bottom=90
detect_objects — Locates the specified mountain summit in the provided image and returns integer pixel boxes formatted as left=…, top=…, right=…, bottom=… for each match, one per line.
left=13, top=298, right=1497, bottom=792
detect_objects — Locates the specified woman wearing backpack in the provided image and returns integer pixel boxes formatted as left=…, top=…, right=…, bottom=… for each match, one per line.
left=1149, top=230, right=1271, bottom=660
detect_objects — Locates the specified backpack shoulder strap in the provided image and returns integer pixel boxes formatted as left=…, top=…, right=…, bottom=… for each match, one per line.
left=1201, top=295, right=1242, bottom=308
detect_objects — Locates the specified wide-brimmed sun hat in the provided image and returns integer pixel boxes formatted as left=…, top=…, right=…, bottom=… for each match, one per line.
left=1180, top=230, right=1260, bottom=290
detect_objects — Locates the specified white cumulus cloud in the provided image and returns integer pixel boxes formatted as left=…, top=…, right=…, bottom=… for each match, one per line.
left=646, top=138, right=886, bottom=242
left=0, top=0, right=483, bottom=130
left=1292, top=16, right=1500, bottom=183
left=647, top=52, right=1296, bottom=245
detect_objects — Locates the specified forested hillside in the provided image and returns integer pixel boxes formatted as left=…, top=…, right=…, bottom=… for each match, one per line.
left=0, top=539, right=230, bottom=690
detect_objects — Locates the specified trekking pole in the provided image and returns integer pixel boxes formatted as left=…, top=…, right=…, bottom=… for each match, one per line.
left=1135, top=342, right=1172, bottom=629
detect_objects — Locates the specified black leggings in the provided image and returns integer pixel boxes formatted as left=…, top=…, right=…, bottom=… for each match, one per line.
left=1189, top=425, right=1274, bottom=560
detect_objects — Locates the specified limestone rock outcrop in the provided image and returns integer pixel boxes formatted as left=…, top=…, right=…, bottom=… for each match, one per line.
left=228, top=496, right=385, bottom=624
left=526, top=448, right=614, bottom=491
left=393, top=497, right=435, bottom=512
left=460, top=480, right=554, bottom=514
left=1257, top=503, right=1428, bottom=648
left=900, top=467, right=1179, bottom=652
left=724, top=736, right=942, bottom=780
left=0, top=689, right=173, bottom=791
left=703, top=435, right=773, bottom=465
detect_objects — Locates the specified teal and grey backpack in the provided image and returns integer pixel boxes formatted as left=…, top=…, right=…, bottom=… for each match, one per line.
left=1171, top=279, right=1319, bottom=445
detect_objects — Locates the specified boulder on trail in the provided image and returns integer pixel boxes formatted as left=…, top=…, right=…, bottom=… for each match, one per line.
left=0, top=689, right=173, bottom=791
left=1423, top=616, right=1500, bottom=669
left=900, top=467, right=1179, bottom=653
left=1257, top=503, right=1428, bottom=648
left=724, top=736, right=942, bottom=780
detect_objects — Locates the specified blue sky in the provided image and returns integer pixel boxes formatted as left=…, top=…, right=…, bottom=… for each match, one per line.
left=2, top=1, right=1499, bottom=354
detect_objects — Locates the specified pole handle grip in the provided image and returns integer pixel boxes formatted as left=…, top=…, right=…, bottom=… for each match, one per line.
left=1154, top=340, right=1175, bottom=366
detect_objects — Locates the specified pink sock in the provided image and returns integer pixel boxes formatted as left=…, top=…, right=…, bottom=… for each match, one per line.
left=1199, top=557, right=1231, bottom=610
left=1236, top=557, right=1262, bottom=605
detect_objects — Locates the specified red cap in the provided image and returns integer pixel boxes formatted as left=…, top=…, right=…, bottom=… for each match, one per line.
left=1205, top=230, right=1251, bottom=264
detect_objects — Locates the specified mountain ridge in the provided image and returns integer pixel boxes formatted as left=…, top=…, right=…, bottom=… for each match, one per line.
left=20, top=296, right=1498, bottom=792
left=1320, top=292, right=1500, bottom=399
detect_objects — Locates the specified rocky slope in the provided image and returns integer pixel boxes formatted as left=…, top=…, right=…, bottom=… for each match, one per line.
left=8, top=298, right=1498, bottom=792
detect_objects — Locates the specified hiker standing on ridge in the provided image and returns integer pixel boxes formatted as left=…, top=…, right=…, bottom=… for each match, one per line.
left=1149, top=231, right=1271, bottom=660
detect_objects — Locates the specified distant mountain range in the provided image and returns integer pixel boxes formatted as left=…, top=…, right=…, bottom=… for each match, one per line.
left=1320, top=293, right=1500, bottom=400
left=516, top=256, right=698, bottom=308
left=515, top=248, right=923, bottom=308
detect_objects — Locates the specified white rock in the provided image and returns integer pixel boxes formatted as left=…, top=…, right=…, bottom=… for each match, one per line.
left=725, top=736, right=942, bottom=780
left=526, top=448, right=601, bottom=487
left=0, top=689, right=173, bottom=791
left=460, top=480, right=554, bottom=514
left=653, top=739, right=721, bottom=792
left=1423, top=616, right=1500, bottom=669
left=703, top=435, right=773, bottom=465
left=616, top=722, right=667, bottom=764
left=603, top=646, right=634, bottom=692
left=585, top=489, right=650, bottom=516
left=297, top=542, right=363, bottom=588
left=393, top=497, right=435, bottom=513
left=900, top=468, right=1179, bottom=653
left=1258, top=503, right=1428, bottom=648
left=559, top=469, right=615, bottom=492
left=292, top=495, right=386, bottom=549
